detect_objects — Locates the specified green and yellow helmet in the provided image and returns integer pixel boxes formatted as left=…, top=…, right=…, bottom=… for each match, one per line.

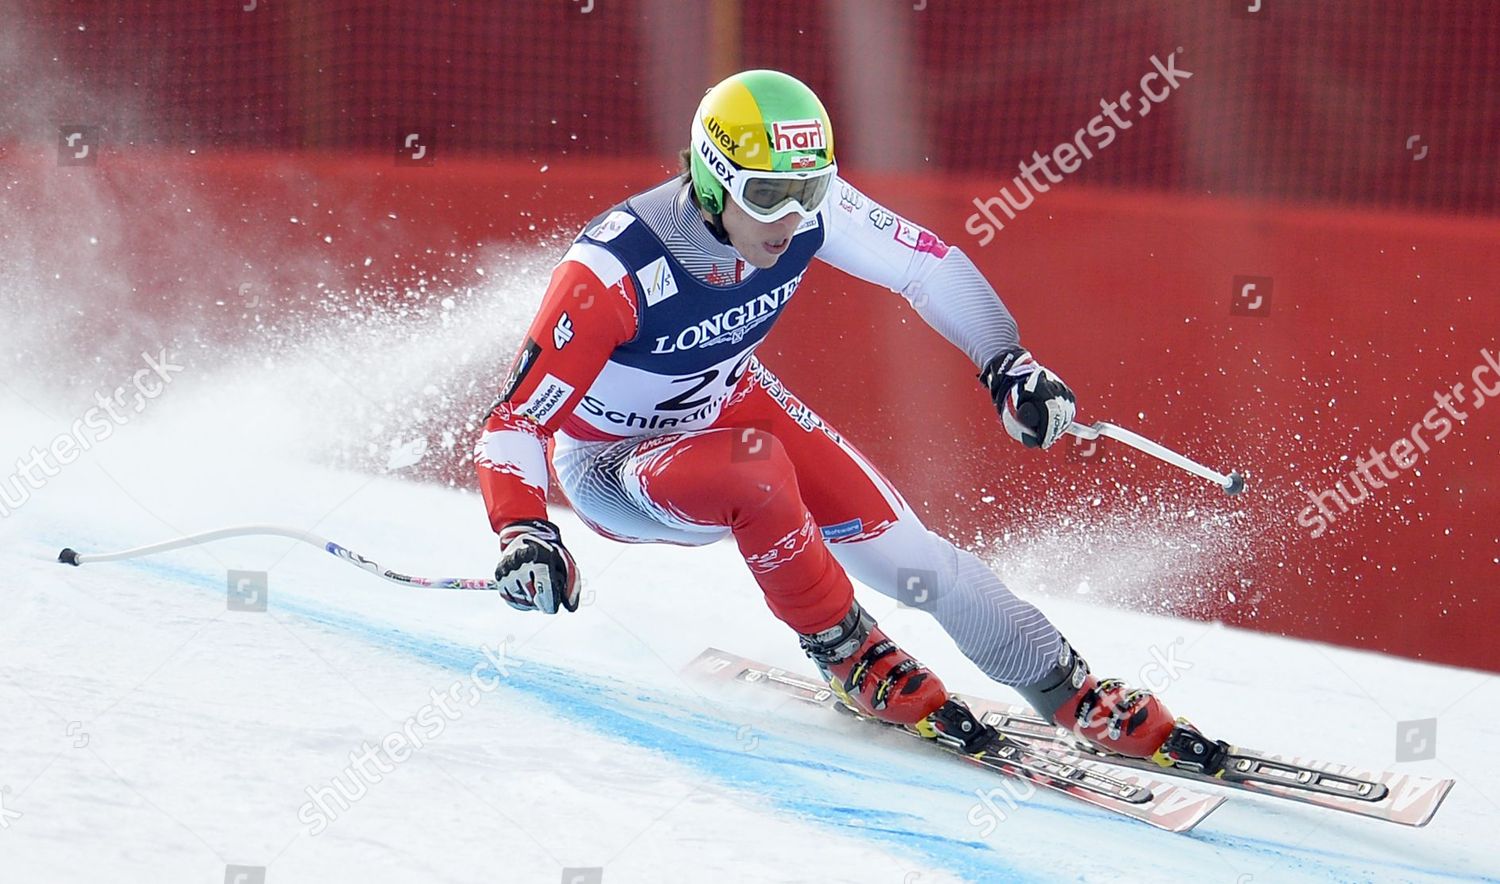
left=689, top=70, right=837, bottom=222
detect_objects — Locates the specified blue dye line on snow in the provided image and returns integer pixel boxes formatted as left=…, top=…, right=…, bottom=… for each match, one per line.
left=121, top=557, right=1483, bottom=883
left=126, top=557, right=1035, bottom=883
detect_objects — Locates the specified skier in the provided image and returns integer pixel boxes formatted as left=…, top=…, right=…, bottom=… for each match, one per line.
left=477, top=69, right=1186, bottom=759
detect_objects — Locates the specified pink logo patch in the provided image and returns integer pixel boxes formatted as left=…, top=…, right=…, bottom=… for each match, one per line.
left=915, top=230, right=950, bottom=257
left=893, top=220, right=950, bottom=257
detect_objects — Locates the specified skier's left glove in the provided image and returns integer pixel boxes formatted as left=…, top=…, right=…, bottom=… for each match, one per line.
left=980, top=347, right=1077, bottom=449
left=495, top=519, right=581, bottom=614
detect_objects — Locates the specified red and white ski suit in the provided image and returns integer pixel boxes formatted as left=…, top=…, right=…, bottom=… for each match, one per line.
left=477, top=175, right=1063, bottom=686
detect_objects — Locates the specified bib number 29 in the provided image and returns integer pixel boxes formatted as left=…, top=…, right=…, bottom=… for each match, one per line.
left=655, top=358, right=750, bottom=412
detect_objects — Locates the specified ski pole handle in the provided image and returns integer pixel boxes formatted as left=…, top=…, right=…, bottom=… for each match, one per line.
left=1066, top=421, right=1246, bottom=495
left=57, top=524, right=499, bottom=591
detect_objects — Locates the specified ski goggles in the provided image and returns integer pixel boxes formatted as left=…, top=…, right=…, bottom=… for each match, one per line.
left=733, top=170, right=836, bottom=222
left=693, top=116, right=836, bottom=222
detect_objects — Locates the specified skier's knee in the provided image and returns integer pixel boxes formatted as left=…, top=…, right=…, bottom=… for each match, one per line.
left=716, top=428, right=796, bottom=511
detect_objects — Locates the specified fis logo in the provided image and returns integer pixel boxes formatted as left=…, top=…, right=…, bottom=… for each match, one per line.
left=640, top=256, right=680, bottom=307
left=553, top=312, right=574, bottom=349
left=772, top=119, right=825, bottom=152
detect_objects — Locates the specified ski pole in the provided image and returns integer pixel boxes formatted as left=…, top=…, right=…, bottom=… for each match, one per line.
left=56, top=524, right=499, bottom=591
left=1066, top=420, right=1247, bottom=495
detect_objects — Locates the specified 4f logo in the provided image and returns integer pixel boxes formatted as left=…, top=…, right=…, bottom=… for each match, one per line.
left=553, top=312, right=575, bottom=349
left=1230, top=275, right=1273, bottom=317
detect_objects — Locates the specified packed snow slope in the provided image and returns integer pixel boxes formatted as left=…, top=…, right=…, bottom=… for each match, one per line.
left=3, top=378, right=1499, bottom=883
left=0, top=214, right=1494, bottom=881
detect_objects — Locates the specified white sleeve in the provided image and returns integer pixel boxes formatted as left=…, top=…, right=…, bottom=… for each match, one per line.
left=815, top=176, right=1019, bottom=367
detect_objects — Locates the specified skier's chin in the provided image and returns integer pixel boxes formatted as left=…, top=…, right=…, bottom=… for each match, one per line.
left=743, top=239, right=789, bottom=269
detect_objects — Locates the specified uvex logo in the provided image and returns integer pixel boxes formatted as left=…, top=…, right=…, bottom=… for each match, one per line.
left=772, top=119, right=825, bottom=152
left=706, top=117, right=738, bottom=156
left=697, top=138, right=736, bottom=184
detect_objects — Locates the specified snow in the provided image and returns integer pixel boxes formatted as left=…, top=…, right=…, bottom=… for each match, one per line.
left=1, top=236, right=1496, bottom=883
left=3, top=391, right=1498, bottom=884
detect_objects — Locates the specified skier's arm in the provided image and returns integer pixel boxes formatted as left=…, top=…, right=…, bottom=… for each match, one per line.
left=814, top=177, right=1018, bottom=367
left=816, top=178, right=1075, bottom=448
left=476, top=247, right=639, bottom=531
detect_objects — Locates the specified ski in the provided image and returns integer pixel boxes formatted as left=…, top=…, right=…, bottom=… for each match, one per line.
left=959, top=695, right=1454, bottom=827
left=686, top=648, right=1226, bottom=833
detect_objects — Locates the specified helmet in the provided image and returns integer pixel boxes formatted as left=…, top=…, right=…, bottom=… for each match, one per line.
left=689, top=70, right=837, bottom=223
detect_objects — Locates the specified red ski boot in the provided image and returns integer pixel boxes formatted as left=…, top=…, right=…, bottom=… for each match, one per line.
left=1015, top=640, right=1176, bottom=759
left=798, top=600, right=949, bottom=727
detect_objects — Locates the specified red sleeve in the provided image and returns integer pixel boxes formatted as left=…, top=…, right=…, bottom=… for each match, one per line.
left=475, top=258, right=638, bottom=532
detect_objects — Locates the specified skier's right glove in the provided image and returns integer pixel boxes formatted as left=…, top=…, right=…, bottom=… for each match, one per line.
left=495, top=519, right=581, bottom=614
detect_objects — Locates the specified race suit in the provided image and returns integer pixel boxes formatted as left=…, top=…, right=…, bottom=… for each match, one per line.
left=476, top=174, right=1064, bottom=686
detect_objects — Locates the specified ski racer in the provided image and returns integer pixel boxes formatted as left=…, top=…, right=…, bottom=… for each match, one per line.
left=476, top=69, right=1195, bottom=760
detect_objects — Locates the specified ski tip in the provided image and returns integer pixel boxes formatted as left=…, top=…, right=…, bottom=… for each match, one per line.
left=58, top=547, right=82, bottom=566
left=1410, top=778, right=1459, bottom=827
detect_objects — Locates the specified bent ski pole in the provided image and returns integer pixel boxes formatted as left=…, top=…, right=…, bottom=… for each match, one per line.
left=1066, top=421, right=1247, bottom=495
left=57, top=524, right=498, bottom=591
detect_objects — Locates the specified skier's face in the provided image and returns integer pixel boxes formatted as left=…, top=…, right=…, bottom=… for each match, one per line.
left=717, top=198, right=804, bottom=269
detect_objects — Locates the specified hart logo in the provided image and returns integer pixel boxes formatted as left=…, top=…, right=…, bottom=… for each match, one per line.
left=772, top=119, right=826, bottom=152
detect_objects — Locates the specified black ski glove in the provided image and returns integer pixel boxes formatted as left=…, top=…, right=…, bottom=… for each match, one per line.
left=979, top=347, right=1077, bottom=449
left=495, top=519, right=580, bottom=613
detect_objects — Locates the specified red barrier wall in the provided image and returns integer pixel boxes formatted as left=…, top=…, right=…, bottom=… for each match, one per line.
left=17, top=1, right=1500, bottom=214
left=8, top=150, right=1497, bottom=671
